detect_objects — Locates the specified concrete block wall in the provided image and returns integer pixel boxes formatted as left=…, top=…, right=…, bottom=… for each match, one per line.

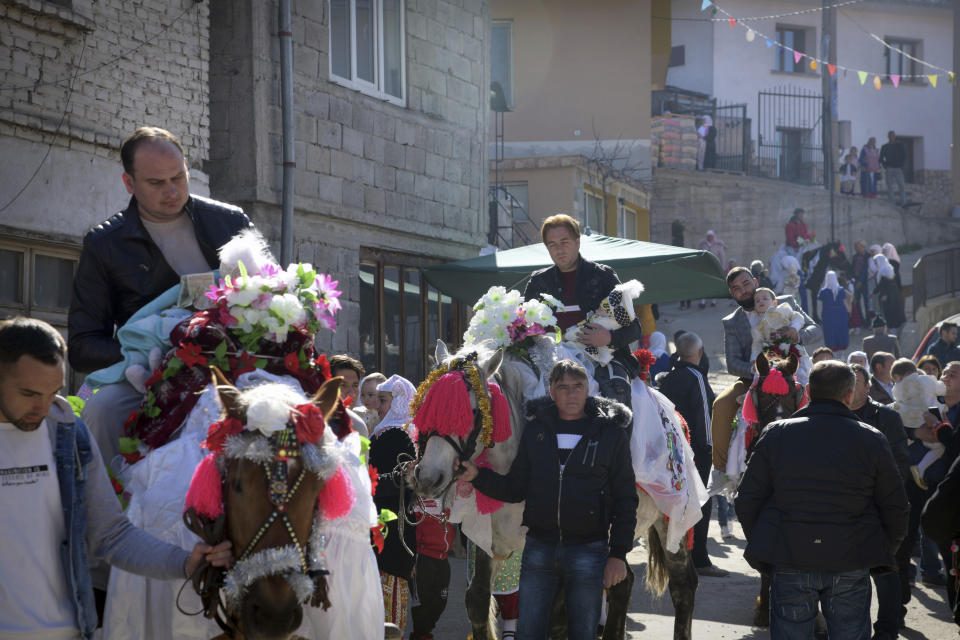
left=651, top=169, right=960, bottom=271
left=208, top=0, right=491, bottom=357
left=0, top=0, right=212, bottom=237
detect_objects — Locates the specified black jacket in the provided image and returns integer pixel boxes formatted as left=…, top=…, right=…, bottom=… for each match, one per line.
left=522, top=255, right=642, bottom=376
left=68, top=195, right=252, bottom=372
left=879, top=141, right=906, bottom=169
left=370, top=427, right=417, bottom=579
left=927, top=338, right=960, bottom=369
left=472, top=395, right=638, bottom=559
left=922, top=454, right=960, bottom=548
left=736, top=400, right=909, bottom=572
left=658, top=360, right=714, bottom=454
left=853, top=398, right=912, bottom=483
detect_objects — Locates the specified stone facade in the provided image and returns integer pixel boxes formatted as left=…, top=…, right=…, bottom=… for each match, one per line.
left=651, top=169, right=960, bottom=269
left=208, top=0, right=490, bottom=363
left=910, top=169, right=954, bottom=216
left=0, top=0, right=213, bottom=237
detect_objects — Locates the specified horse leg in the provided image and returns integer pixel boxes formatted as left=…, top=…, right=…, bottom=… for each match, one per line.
left=649, top=520, right=698, bottom=640
left=466, top=546, right=497, bottom=640
left=754, top=570, right=770, bottom=627
left=600, top=564, right=634, bottom=640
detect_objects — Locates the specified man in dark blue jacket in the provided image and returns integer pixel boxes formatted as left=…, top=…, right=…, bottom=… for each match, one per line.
left=737, top=360, right=909, bottom=638
left=458, top=359, right=638, bottom=640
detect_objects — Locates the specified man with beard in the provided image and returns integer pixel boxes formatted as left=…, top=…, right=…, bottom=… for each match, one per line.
left=710, top=267, right=820, bottom=472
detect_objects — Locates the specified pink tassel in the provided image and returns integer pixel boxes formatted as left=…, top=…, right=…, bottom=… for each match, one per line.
left=760, top=369, right=790, bottom=396
left=316, top=465, right=356, bottom=520
left=474, top=451, right=505, bottom=514
left=184, top=453, right=223, bottom=519
left=487, top=382, right=513, bottom=443
left=742, top=389, right=759, bottom=425
left=414, top=372, right=474, bottom=441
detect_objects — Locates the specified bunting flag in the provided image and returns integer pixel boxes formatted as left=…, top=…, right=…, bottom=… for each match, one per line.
left=765, top=38, right=773, bottom=48
left=793, top=51, right=803, bottom=64
left=701, top=0, right=712, bottom=10
left=858, top=70, right=868, bottom=84
left=890, top=74, right=900, bottom=88
left=928, top=74, right=938, bottom=88
left=810, top=60, right=818, bottom=71
left=873, top=74, right=882, bottom=90
left=828, top=64, right=837, bottom=76
left=728, top=17, right=736, bottom=27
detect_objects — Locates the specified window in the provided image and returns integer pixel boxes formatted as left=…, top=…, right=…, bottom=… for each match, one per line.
left=359, top=251, right=466, bottom=382
left=501, top=182, right=528, bottom=216
left=884, top=38, right=921, bottom=81
left=584, top=191, right=604, bottom=234
left=491, top=21, right=514, bottom=106
left=618, top=203, right=637, bottom=240
left=774, top=25, right=810, bottom=73
left=669, top=45, right=685, bottom=68
left=330, top=0, right=406, bottom=105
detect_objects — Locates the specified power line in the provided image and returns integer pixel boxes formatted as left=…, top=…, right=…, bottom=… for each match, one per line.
left=653, top=0, right=864, bottom=23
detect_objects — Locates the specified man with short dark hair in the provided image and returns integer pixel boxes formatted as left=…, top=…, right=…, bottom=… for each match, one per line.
left=328, top=354, right=365, bottom=405
left=659, top=332, right=726, bottom=577
left=71, top=126, right=253, bottom=467
left=862, top=316, right=901, bottom=361
left=927, top=322, right=960, bottom=367
left=880, top=131, right=907, bottom=206
left=811, top=346, right=835, bottom=363
left=0, top=317, right=231, bottom=638
left=869, top=351, right=896, bottom=404
left=710, top=266, right=820, bottom=471
left=736, top=360, right=909, bottom=637
left=523, top=214, right=642, bottom=408
left=457, top=359, right=638, bottom=640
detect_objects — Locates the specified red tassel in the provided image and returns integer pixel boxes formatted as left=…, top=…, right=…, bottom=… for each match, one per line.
left=184, top=453, right=223, bottom=519
left=317, top=465, right=356, bottom=520
left=474, top=451, right=505, bottom=514
left=487, top=382, right=513, bottom=443
left=413, top=372, right=474, bottom=441
left=761, top=369, right=789, bottom=396
left=742, top=389, right=759, bottom=424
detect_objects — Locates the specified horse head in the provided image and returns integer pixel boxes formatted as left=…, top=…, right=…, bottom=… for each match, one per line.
left=192, top=368, right=345, bottom=640
left=746, top=352, right=806, bottom=434
left=412, top=340, right=505, bottom=500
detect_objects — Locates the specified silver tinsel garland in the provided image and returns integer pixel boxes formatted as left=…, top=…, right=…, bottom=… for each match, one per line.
left=222, top=544, right=315, bottom=610
left=301, top=441, right=341, bottom=479
left=223, top=434, right=274, bottom=464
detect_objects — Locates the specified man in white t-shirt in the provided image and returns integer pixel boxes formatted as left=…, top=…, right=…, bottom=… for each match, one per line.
left=0, top=317, right=231, bottom=639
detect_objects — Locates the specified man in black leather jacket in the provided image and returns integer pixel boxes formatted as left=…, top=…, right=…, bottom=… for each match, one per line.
left=736, top=361, right=909, bottom=637
left=458, top=360, right=638, bottom=640
left=69, top=127, right=252, bottom=470
left=522, top=215, right=642, bottom=408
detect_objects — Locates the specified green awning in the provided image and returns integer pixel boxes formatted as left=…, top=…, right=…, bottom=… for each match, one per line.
left=422, top=234, right=730, bottom=305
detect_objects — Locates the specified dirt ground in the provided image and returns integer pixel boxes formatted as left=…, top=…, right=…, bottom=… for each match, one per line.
left=426, top=300, right=957, bottom=639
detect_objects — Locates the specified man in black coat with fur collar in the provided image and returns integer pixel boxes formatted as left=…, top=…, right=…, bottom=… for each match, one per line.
left=458, top=359, right=638, bottom=640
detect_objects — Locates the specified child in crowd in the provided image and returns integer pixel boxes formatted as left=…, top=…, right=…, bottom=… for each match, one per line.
left=750, top=287, right=812, bottom=384
left=410, top=496, right=456, bottom=640
left=839, top=152, right=858, bottom=195
left=891, top=359, right=947, bottom=490
left=564, top=280, right=645, bottom=365
left=779, top=255, right=802, bottom=301
left=354, top=372, right=386, bottom=431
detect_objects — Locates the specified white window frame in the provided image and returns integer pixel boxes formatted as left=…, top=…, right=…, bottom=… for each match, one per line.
left=883, top=37, right=923, bottom=84
left=617, top=202, right=637, bottom=239
left=329, top=0, right=407, bottom=107
left=491, top=20, right=514, bottom=107
left=583, top=191, right=604, bottom=234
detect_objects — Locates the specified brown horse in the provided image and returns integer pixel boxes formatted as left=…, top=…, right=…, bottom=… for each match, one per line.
left=745, top=352, right=806, bottom=626
left=186, top=368, right=343, bottom=640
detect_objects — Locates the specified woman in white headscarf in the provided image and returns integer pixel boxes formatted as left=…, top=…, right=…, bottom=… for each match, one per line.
left=818, top=270, right=850, bottom=353
left=873, top=254, right=906, bottom=332
left=369, top=374, right=418, bottom=632
left=881, top=242, right=902, bottom=287
left=647, top=331, right=671, bottom=383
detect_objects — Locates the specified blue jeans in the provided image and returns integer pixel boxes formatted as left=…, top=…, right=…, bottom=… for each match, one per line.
left=517, top=536, right=607, bottom=640
left=716, top=495, right=731, bottom=528
left=770, top=567, right=871, bottom=640
left=919, top=528, right=943, bottom=578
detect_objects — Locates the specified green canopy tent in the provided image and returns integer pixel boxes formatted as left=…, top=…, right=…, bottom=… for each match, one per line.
left=422, top=234, right=730, bottom=305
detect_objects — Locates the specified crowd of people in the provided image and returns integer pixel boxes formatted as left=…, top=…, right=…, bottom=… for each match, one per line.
left=837, top=131, right=910, bottom=206
left=1, top=124, right=955, bottom=640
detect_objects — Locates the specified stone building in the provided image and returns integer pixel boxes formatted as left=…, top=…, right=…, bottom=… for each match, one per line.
left=0, top=0, right=491, bottom=384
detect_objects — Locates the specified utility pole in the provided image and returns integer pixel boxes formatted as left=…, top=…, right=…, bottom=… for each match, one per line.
left=952, top=1, right=960, bottom=213
left=822, top=0, right=837, bottom=241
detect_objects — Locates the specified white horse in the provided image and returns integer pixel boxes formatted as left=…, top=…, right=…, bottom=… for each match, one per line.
left=414, top=339, right=705, bottom=640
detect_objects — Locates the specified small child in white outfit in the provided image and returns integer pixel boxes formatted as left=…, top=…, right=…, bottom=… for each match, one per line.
left=750, top=287, right=812, bottom=384
left=891, top=359, right=947, bottom=490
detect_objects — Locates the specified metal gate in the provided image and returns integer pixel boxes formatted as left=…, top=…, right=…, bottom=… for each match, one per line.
left=757, top=87, right=824, bottom=185
left=714, top=102, right=750, bottom=174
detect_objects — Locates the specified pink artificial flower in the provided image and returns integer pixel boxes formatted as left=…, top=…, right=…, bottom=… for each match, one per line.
left=251, top=292, right=272, bottom=309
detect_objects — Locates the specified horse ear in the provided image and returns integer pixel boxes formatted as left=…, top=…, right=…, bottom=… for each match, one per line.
left=210, top=366, right=245, bottom=420
left=482, top=348, right=504, bottom=380
left=435, top=339, right=450, bottom=364
left=784, top=353, right=799, bottom=378
left=311, top=376, right=344, bottom=420
left=755, top=352, right=770, bottom=377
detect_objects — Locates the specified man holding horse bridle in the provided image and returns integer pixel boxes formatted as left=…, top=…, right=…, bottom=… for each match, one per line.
left=523, top=214, right=642, bottom=409
left=457, top=359, right=638, bottom=640
left=0, top=317, right=232, bottom=639
left=711, top=266, right=821, bottom=472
